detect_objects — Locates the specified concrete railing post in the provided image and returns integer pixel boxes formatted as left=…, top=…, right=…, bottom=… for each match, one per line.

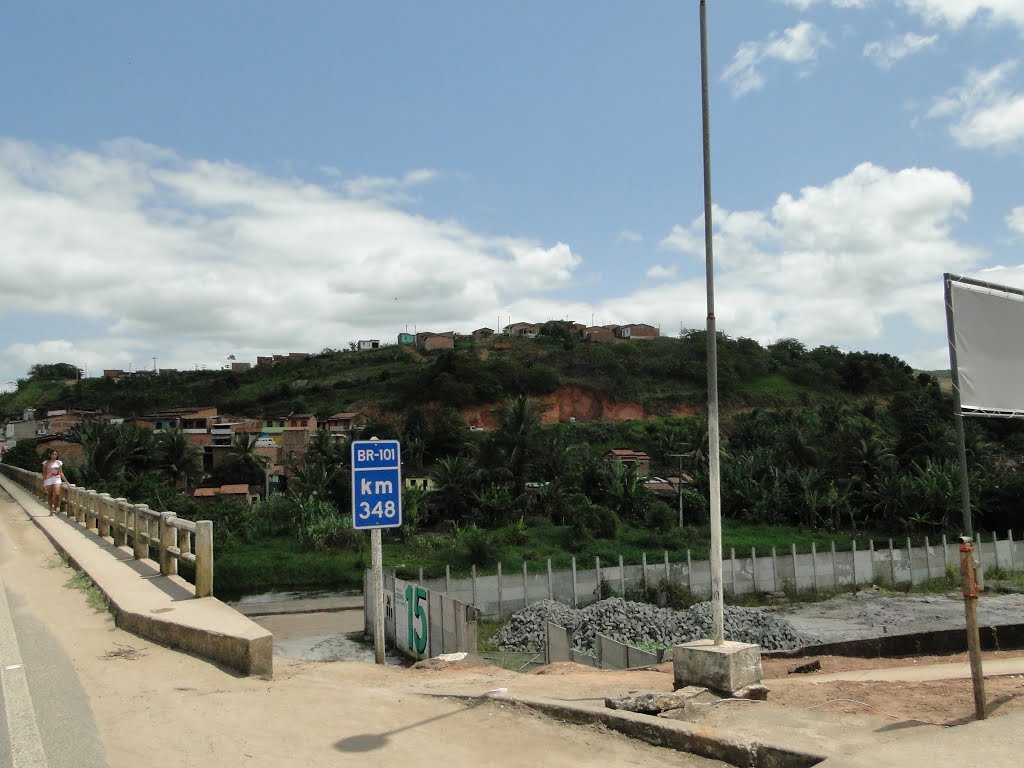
left=113, top=498, right=128, bottom=547
left=195, top=520, right=214, bottom=598
left=133, top=504, right=150, bottom=559
left=160, top=512, right=178, bottom=576
left=98, top=493, right=113, bottom=538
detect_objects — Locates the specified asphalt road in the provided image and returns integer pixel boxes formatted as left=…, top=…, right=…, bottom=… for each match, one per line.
left=0, top=490, right=107, bottom=768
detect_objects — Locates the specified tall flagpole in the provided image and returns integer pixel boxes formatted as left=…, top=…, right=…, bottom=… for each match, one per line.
left=699, top=0, right=724, bottom=644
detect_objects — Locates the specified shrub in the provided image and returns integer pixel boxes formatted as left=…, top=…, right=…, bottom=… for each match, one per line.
left=645, top=500, right=675, bottom=533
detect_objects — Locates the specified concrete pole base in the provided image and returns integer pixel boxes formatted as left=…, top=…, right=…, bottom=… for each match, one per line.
left=672, top=639, right=763, bottom=696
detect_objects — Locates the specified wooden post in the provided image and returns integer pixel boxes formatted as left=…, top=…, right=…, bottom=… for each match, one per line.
left=959, top=537, right=986, bottom=720
left=195, top=520, right=214, bottom=598
left=159, top=513, right=178, bottom=576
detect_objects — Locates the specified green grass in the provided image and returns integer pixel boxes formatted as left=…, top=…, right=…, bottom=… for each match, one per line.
left=215, top=537, right=368, bottom=599
left=64, top=571, right=111, bottom=614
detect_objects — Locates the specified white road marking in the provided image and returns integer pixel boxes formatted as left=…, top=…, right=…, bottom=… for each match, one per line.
left=0, top=576, right=49, bottom=767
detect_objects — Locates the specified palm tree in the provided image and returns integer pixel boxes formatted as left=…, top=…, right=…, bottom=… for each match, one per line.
left=495, top=395, right=544, bottom=499
left=216, top=434, right=269, bottom=486
left=155, top=428, right=204, bottom=487
left=429, top=456, right=475, bottom=523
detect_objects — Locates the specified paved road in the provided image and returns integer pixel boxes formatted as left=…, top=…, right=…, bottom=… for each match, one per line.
left=0, top=488, right=107, bottom=767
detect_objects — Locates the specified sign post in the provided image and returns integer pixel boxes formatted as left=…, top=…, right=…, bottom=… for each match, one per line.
left=351, top=438, right=402, bottom=664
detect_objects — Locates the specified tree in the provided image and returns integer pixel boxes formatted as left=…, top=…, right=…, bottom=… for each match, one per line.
left=155, top=428, right=204, bottom=487
left=495, top=395, right=545, bottom=499
left=428, top=456, right=476, bottom=523
left=214, top=434, right=268, bottom=487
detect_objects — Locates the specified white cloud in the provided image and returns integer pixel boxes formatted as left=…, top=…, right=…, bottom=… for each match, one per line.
left=926, top=61, right=1024, bottom=149
left=863, top=32, right=939, bottom=69
left=653, top=162, right=981, bottom=345
left=0, top=139, right=581, bottom=379
left=1009, top=206, right=1024, bottom=235
left=618, top=229, right=643, bottom=243
left=722, top=22, right=830, bottom=98
left=897, top=1, right=1024, bottom=33
left=779, top=0, right=869, bottom=8
left=646, top=265, right=677, bottom=279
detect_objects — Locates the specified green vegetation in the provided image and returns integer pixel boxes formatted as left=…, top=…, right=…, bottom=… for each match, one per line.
left=64, top=570, right=111, bottom=614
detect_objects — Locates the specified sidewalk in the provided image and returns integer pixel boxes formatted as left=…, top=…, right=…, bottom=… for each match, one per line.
left=0, top=474, right=272, bottom=677
left=769, top=655, right=1024, bottom=684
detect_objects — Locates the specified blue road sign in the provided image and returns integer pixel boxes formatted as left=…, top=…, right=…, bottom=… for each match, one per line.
left=351, top=439, right=403, bottom=529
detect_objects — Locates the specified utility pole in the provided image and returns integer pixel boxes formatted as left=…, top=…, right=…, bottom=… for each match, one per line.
left=668, top=454, right=685, bottom=527
left=699, top=0, right=724, bottom=645
left=152, top=357, right=158, bottom=373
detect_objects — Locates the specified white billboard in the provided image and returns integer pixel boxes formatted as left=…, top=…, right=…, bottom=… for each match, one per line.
left=947, top=275, right=1024, bottom=417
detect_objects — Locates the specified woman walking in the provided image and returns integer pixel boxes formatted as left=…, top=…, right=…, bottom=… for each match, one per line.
left=41, top=449, right=67, bottom=515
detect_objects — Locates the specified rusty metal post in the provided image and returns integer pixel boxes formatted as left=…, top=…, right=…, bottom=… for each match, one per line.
left=959, top=537, right=986, bottom=720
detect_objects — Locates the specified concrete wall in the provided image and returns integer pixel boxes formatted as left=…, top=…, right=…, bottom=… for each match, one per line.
left=412, top=533, right=1024, bottom=619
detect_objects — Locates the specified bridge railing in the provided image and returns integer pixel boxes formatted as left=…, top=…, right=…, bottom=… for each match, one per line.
left=0, top=464, right=214, bottom=597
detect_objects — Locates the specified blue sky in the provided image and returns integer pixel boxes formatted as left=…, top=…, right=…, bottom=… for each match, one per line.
left=1, top=1, right=1022, bottom=391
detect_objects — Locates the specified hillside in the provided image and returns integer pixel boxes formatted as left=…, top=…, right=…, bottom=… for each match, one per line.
left=0, top=331, right=924, bottom=422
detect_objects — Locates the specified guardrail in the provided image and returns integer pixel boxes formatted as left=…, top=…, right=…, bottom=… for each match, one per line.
left=0, top=464, right=213, bottom=597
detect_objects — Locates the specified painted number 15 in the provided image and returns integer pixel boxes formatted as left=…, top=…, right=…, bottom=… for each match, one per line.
left=405, top=585, right=427, bottom=655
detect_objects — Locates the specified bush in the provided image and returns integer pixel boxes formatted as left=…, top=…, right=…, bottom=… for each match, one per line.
left=297, top=499, right=358, bottom=552
left=645, top=500, right=676, bottom=533
left=457, top=524, right=500, bottom=566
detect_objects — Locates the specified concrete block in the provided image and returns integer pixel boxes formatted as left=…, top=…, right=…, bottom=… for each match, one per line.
left=545, top=622, right=572, bottom=664
left=626, top=644, right=659, bottom=668
left=570, top=648, right=597, bottom=667
left=672, top=639, right=762, bottom=695
left=596, top=633, right=628, bottom=669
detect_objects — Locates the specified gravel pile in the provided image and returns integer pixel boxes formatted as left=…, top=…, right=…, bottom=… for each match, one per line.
left=493, top=597, right=807, bottom=653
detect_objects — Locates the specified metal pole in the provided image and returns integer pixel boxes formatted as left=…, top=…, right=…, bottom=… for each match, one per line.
left=959, top=537, right=986, bottom=720
left=944, top=273, right=973, bottom=537
left=370, top=528, right=385, bottom=665
left=699, top=0, right=724, bottom=645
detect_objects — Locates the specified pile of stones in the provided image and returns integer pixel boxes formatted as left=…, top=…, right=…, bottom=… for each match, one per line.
left=492, top=597, right=807, bottom=653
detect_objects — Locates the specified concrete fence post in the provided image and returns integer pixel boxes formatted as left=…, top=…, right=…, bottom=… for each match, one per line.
left=133, top=504, right=150, bottom=559
left=830, top=541, right=838, bottom=587
left=772, top=546, right=779, bottom=592
left=595, top=557, right=602, bottom=600
left=113, top=498, right=128, bottom=547
left=1009, top=530, right=1016, bottom=572
left=195, top=520, right=214, bottom=598
left=664, top=550, right=670, bottom=584
left=445, top=565, right=451, bottom=594
left=471, top=565, right=478, bottom=607
left=159, top=512, right=178, bottom=576
left=64, top=484, right=76, bottom=518
left=942, top=534, right=950, bottom=573
left=811, top=542, right=818, bottom=594
left=418, top=567, right=424, bottom=583
left=97, top=493, right=113, bottom=538
left=993, top=531, right=1000, bottom=571
left=77, top=490, right=90, bottom=525
left=888, top=540, right=896, bottom=585
left=571, top=556, right=578, bottom=608
left=686, top=549, right=693, bottom=593
left=925, top=536, right=932, bottom=581
left=618, top=554, right=625, bottom=595
left=851, top=539, right=858, bottom=587
left=869, top=539, right=875, bottom=584
left=641, top=552, right=648, bottom=591
left=790, top=543, right=798, bottom=593
left=730, top=547, right=737, bottom=595
left=522, top=561, right=529, bottom=609
left=546, top=559, right=553, bottom=600
left=906, top=537, right=914, bottom=585
left=751, top=547, right=758, bottom=593
left=497, top=562, right=503, bottom=617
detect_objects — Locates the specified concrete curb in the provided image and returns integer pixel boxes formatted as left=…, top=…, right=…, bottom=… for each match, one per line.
left=474, top=693, right=825, bottom=768
left=0, top=475, right=273, bottom=678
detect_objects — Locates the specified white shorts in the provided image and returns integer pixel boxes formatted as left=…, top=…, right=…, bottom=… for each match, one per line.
left=44, top=477, right=61, bottom=487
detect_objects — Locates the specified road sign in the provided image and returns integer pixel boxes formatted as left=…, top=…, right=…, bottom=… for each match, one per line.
left=351, top=439, right=402, bottom=529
